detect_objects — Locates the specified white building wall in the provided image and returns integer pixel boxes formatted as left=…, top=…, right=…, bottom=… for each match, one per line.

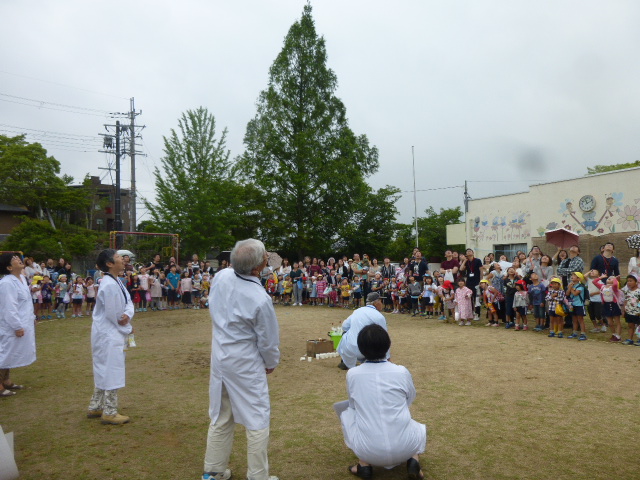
left=464, top=167, right=640, bottom=258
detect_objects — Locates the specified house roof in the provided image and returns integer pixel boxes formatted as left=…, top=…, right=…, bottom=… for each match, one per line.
left=0, top=204, right=29, bottom=213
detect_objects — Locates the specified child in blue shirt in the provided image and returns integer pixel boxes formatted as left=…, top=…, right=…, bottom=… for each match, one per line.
left=527, top=273, right=547, bottom=331
left=566, top=272, right=587, bottom=340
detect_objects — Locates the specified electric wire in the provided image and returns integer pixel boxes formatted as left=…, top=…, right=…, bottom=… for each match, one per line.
left=0, top=70, right=129, bottom=100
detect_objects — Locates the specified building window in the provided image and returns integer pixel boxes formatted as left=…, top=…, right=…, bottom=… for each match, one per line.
left=494, top=243, right=528, bottom=262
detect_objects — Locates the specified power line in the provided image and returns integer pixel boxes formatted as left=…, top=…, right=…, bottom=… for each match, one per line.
left=0, top=70, right=129, bottom=100
left=0, top=123, right=97, bottom=139
left=0, top=92, right=115, bottom=114
left=399, top=185, right=463, bottom=194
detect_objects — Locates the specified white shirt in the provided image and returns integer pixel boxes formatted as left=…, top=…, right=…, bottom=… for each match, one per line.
left=337, top=361, right=427, bottom=467
left=208, top=268, right=280, bottom=430
left=91, top=274, right=134, bottom=390
left=337, top=305, right=388, bottom=369
left=0, top=274, right=37, bottom=369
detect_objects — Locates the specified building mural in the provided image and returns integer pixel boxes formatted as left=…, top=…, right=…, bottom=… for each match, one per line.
left=459, top=167, right=640, bottom=258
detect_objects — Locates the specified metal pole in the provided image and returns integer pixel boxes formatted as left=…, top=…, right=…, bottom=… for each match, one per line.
left=129, top=97, right=136, bottom=232
left=115, top=121, right=122, bottom=248
left=412, top=146, right=418, bottom=248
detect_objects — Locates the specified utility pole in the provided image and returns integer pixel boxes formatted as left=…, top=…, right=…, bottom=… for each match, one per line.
left=115, top=121, right=122, bottom=233
left=127, top=97, right=145, bottom=232
left=100, top=121, right=126, bottom=248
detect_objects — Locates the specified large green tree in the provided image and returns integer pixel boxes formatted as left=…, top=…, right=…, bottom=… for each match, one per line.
left=144, top=107, right=249, bottom=257
left=237, top=4, right=383, bottom=256
left=0, top=134, right=90, bottom=227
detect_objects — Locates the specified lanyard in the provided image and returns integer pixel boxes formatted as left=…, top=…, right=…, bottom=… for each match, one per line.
left=104, top=273, right=129, bottom=304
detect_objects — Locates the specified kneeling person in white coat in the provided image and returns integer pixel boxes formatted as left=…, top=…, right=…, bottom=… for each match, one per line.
left=335, top=324, right=427, bottom=480
left=202, top=239, right=280, bottom=480
left=337, top=292, right=388, bottom=370
left=87, top=249, right=134, bottom=425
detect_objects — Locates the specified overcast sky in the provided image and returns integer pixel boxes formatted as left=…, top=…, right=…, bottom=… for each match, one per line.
left=2, top=1, right=640, bottom=226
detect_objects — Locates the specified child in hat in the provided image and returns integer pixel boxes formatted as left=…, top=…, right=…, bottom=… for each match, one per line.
left=566, top=272, right=588, bottom=340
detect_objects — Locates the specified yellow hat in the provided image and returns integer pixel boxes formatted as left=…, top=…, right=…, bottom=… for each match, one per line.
left=550, top=277, right=562, bottom=285
left=480, top=279, right=489, bottom=284
left=573, top=272, right=585, bottom=283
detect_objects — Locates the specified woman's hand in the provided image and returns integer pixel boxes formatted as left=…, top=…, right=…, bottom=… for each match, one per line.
left=15, top=328, right=25, bottom=337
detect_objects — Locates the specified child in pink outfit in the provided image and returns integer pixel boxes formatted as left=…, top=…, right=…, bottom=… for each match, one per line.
left=454, top=278, right=474, bottom=326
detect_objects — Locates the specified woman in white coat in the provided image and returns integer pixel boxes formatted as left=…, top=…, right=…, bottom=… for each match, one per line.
left=0, top=253, right=37, bottom=397
left=87, top=249, right=134, bottom=424
left=335, top=324, right=426, bottom=480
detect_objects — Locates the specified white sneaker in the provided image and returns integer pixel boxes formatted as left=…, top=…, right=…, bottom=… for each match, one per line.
left=465, top=321, right=472, bottom=326
left=473, top=314, right=480, bottom=321
left=458, top=321, right=464, bottom=326
left=590, top=328, right=601, bottom=333
left=601, top=325, right=608, bottom=332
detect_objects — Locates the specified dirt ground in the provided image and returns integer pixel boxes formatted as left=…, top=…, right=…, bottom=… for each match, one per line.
left=2, top=305, right=639, bottom=480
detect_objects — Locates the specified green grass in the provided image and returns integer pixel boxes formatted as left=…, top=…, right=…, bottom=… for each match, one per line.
left=2, top=306, right=639, bottom=479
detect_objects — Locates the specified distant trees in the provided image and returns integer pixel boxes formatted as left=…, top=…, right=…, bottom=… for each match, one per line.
left=587, top=160, right=640, bottom=175
left=0, top=134, right=91, bottom=228
left=144, top=107, right=253, bottom=256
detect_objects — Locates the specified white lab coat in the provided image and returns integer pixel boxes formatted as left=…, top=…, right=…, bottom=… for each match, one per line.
left=337, top=305, right=389, bottom=368
left=91, top=274, right=134, bottom=390
left=0, top=274, right=36, bottom=368
left=337, top=361, right=427, bottom=467
left=208, top=268, right=280, bottom=431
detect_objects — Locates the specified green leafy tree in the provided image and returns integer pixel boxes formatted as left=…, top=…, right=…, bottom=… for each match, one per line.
left=337, top=186, right=401, bottom=258
left=237, top=4, right=380, bottom=256
left=587, top=160, right=640, bottom=175
left=0, top=218, right=106, bottom=259
left=416, top=206, right=465, bottom=261
left=0, top=134, right=91, bottom=227
left=144, top=107, right=247, bottom=257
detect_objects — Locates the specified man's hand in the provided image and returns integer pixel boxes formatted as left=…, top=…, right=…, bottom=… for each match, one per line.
left=15, top=328, right=25, bottom=337
left=265, top=368, right=275, bottom=374
left=118, top=314, right=130, bottom=326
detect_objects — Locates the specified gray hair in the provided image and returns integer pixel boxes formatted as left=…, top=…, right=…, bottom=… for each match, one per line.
left=230, top=238, right=267, bottom=275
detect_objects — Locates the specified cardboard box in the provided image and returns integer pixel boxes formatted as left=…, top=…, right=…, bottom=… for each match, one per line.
left=306, top=339, right=334, bottom=357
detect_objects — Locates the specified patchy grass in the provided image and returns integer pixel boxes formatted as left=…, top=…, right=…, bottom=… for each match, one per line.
left=2, top=306, right=639, bottom=479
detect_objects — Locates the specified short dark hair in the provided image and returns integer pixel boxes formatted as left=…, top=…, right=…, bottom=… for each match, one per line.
left=96, top=249, right=117, bottom=273
left=0, top=252, right=21, bottom=275
left=357, top=324, right=390, bottom=361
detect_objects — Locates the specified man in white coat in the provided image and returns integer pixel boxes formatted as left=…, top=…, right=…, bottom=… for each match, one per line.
left=202, top=239, right=280, bottom=480
left=0, top=253, right=36, bottom=397
left=337, top=292, right=388, bottom=370
left=87, top=249, right=134, bottom=425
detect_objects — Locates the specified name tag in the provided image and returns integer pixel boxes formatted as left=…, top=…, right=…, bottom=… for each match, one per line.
left=469, top=273, right=475, bottom=278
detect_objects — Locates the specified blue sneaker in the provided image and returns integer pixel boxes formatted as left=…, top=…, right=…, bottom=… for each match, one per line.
left=202, top=469, right=231, bottom=480
left=557, top=332, right=564, bottom=338
left=578, top=334, right=587, bottom=341
left=567, top=333, right=579, bottom=339
left=635, top=340, right=640, bottom=346
left=623, top=339, right=635, bottom=345
left=548, top=332, right=555, bottom=337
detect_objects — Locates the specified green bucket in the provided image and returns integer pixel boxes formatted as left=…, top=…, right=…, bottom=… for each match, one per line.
left=329, top=332, right=343, bottom=350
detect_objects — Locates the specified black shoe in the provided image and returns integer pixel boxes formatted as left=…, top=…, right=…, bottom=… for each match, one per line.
left=407, top=458, right=423, bottom=479
left=348, top=464, right=373, bottom=479
left=338, top=361, right=349, bottom=370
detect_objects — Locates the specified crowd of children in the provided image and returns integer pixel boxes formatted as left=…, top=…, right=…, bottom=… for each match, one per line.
left=17, top=246, right=640, bottom=345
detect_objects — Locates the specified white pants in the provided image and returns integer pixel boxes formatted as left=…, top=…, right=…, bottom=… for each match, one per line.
left=204, top=384, right=271, bottom=480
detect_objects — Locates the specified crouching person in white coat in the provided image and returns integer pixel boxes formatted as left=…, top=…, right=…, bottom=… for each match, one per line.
left=202, top=239, right=280, bottom=480
left=335, top=324, right=427, bottom=480
left=0, top=253, right=37, bottom=397
left=87, top=249, right=134, bottom=425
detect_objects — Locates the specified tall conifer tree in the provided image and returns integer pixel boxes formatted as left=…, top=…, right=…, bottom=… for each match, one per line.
left=238, top=4, right=384, bottom=256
